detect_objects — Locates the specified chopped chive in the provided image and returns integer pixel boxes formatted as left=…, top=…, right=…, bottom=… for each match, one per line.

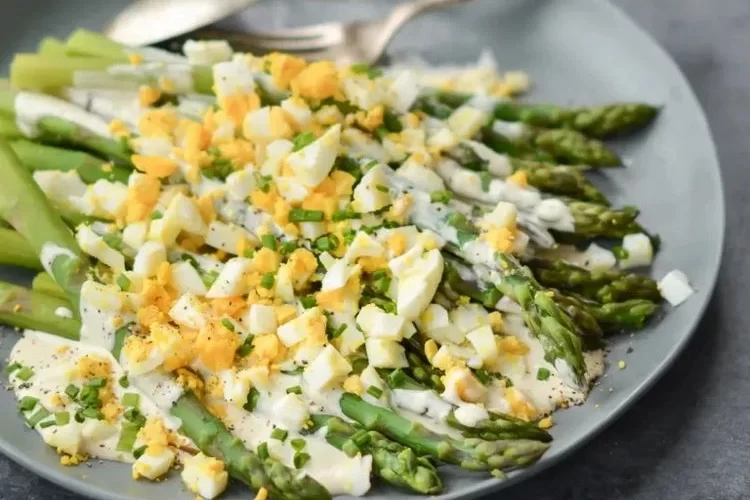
left=261, top=234, right=277, bottom=250
left=286, top=386, right=302, bottom=395
left=55, top=412, right=70, bottom=426
left=257, top=441, right=269, bottom=459
left=536, top=367, right=551, bottom=381
left=118, top=376, right=130, bottom=388
left=331, top=209, right=361, bottom=221
left=116, top=422, right=140, bottom=452
left=350, top=63, right=382, bottom=79
left=202, top=269, right=219, bottom=288
left=382, top=109, right=403, bottom=133
left=280, top=241, right=298, bottom=255
left=299, top=295, right=317, bottom=309
left=254, top=173, right=273, bottom=193
left=430, top=190, right=453, bottom=203
left=289, top=208, right=325, bottom=223
left=150, top=210, right=163, bottom=220
left=122, top=393, right=140, bottom=408
left=271, top=428, right=288, bottom=442
left=292, top=131, right=316, bottom=151
left=79, top=386, right=99, bottom=406
left=290, top=438, right=307, bottom=451
left=16, top=366, right=34, bottom=381
left=18, top=396, right=39, bottom=412
left=314, top=235, right=337, bottom=252
left=38, top=419, right=56, bottom=429
left=221, top=318, right=236, bottom=332
left=243, top=387, right=260, bottom=412
left=5, top=362, right=21, bottom=374
left=612, top=246, right=629, bottom=260
left=328, top=323, right=347, bottom=340
left=87, top=376, right=107, bottom=388
left=116, top=273, right=131, bottom=291
left=26, top=408, right=51, bottom=427
left=244, top=248, right=256, bottom=258
left=82, top=407, right=104, bottom=420
left=260, top=272, right=275, bottom=289
left=479, top=171, right=492, bottom=192
left=366, top=386, right=383, bottom=399
left=74, top=410, right=85, bottom=423
left=293, top=452, right=311, bottom=469
left=474, top=368, right=492, bottom=385
left=133, top=445, right=148, bottom=459
left=375, top=184, right=389, bottom=193
left=237, top=336, right=254, bottom=357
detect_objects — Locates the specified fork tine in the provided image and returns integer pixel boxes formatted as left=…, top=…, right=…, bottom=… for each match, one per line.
left=232, top=36, right=337, bottom=53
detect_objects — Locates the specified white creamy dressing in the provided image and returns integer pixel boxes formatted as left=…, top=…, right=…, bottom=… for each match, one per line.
left=388, top=389, right=464, bottom=439
left=462, top=140, right=513, bottom=177
left=107, top=62, right=194, bottom=94
left=39, top=243, right=78, bottom=278
left=487, top=314, right=605, bottom=415
left=9, top=331, right=186, bottom=462
left=15, top=91, right=112, bottom=139
left=54, top=307, right=73, bottom=319
left=77, top=291, right=134, bottom=353
left=218, top=402, right=372, bottom=496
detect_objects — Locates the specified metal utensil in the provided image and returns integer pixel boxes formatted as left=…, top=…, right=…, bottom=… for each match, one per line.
left=195, top=0, right=473, bottom=64
left=104, top=0, right=259, bottom=47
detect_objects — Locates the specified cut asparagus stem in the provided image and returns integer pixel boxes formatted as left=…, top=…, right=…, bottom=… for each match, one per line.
left=525, top=257, right=662, bottom=303
left=0, top=139, right=88, bottom=312
left=64, top=29, right=131, bottom=62
left=0, top=116, right=23, bottom=138
left=10, top=54, right=115, bottom=90
left=0, top=282, right=79, bottom=339
left=172, top=393, right=331, bottom=500
left=32, top=272, right=67, bottom=300
left=38, top=37, right=68, bottom=57
left=340, top=393, right=549, bottom=472
left=0, top=227, right=43, bottom=270
left=11, top=139, right=131, bottom=184
left=309, top=415, right=444, bottom=495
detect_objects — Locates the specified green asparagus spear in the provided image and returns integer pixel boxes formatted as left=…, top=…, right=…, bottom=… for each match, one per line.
left=577, top=296, right=659, bottom=332
left=340, top=393, right=549, bottom=472
left=11, top=139, right=131, bottom=184
left=430, top=90, right=659, bottom=138
left=0, top=282, right=79, bottom=339
left=32, top=272, right=67, bottom=300
left=0, top=139, right=88, bottom=312
left=172, top=393, right=331, bottom=500
left=525, top=127, right=621, bottom=167
left=526, top=257, right=662, bottom=303
left=0, top=227, right=43, bottom=270
left=309, top=415, right=444, bottom=495
left=566, top=202, right=645, bottom=240
left=447, top=143, right=609, bottom=204
left=493, top=101, right=660, bottom=138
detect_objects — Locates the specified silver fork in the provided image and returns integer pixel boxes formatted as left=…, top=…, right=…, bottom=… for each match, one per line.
left=191, top=0, right=474, bottom=65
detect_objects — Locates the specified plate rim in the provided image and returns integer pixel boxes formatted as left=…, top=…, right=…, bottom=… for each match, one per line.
left=0, top=0, right=725, bottom=499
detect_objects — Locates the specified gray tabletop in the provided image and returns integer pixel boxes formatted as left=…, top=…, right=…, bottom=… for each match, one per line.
left=0, top=0, right=747, bottom=499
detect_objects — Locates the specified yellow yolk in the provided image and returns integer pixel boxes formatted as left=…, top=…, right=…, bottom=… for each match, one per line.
left=138, top=418, right=172, bottom=454
left=505, top=387, right=537, bottom=421
left=128, top=53, right=143, bottom=65
left=249, top=334, right=284, bottom=366
left=343, top=374, right=363, bottom=395
left=387, top=193, right=413, bottom=224
left=488, top=311, right=504, bottom=332
left=75, top=355, right=111, bottom=379
left=274, top=305, right=298, bottom=325
left=424, top=339, right=438, bottom=362
left=109, top=119, right=130, bottom=137
left=142, top=279, right=175, bottom=314
left=506, top=171, right=528, bottom=187
left=358, top=256, right=388, bottom=273
left=484, top=226, right=516, bottom=253
left=266, top=52, right=307, bottom=90
left=196, top=321, right=241, bottom=372
left=330, top=170, right=356, bottom=196
left=138, top=86, right=161, bottom=107
left=138, top=108, right=178, bottom=137
left=290, top=61, right=341, bottom=101
left=126, top=174, right=160, bottom=222
left=252, top=247, right=280, bottom=274
left=219, top=92, right=261, bottom=128
left=498, top=336, right=529, bottom=356
left=132, top=155, right=179, bottom=178
left=137, top=304, right=167, bottom=329
left=175, top=368, right=205, bottom=398
left=356, top=105, right=385, bottom=131
left=211, top=297, right=247, bottom=318
left=196, top=192, right=218, bottom=224
left=386, top=233, right=408, bottom=257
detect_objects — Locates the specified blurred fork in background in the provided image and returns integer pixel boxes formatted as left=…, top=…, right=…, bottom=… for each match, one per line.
left=106, top=0, right=474, bottom=64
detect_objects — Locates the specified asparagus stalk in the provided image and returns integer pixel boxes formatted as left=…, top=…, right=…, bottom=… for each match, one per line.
left=565, top=201, right=645, bottom=240
left=0, top=227, right=43, bottom=270
left=172, top=393, right=331, bottom=500
left=10, top=139, right=131, bottom=184
left=0, top=139, right=88, bottom=311
left=0, top=282, right=79, bottom=339
left=309, top=415, right=444, bottom=495
left=442, top=258, right=603, bottom=339
left=383, top=369, right=552, bottom=443
left=0, top=89, right=132, bottom=164
left=492, top=101, right=659, bottom=139
left=32, top=272, right=67, bottom=300
left=448, top=143, right=609, bottom=204
left=340, top=393, right=549, bottom=472
left=553, top=291, right=659, bottom=332
left=525, top=257, right=662, bottom=303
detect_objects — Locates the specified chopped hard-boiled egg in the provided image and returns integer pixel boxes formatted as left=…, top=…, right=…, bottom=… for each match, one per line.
left=244, top=303, right=278, bottom=335
left=132, top=446, right=176, bottom=480
left=285, top=124, right=341, bottom=187
left=169, top=293, right=207, bottom=329
left=205, top=257, right=253, bottom=298
left=351, top=164, right=392, bottom=213
left=181, top=453, right=229, bottom=500
left=365, top=338, right=408, bottom=369
left=183, top=40, right=233, bottom=66
left=447, top=106, right=489, bottom=141
left=417, top=303, right=464, bottom=344
left=356, top=304, right=407, bottom=341
left=205, top=220, right=256, bottom=254
left=619, top=233, right=654, bottom=269
left=303, top=344, right=352, bottom=391
left=272, top=393, right=310, bottom=432
left=76, top=226, right=125, bottom=271
left=276, top=307, right=326, bottom=347
left=465, top=325, right=499, bottom=364
left=171, top=260, right=209, bottom=296
left=658, top=269, right=694, bottom=306
left=133, top=241, right=167, bottom=277
left=395, top=156, right=446, bottom=193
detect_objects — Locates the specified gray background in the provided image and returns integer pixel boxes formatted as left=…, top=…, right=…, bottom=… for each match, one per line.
left=0, top=0, right=746, bottom=499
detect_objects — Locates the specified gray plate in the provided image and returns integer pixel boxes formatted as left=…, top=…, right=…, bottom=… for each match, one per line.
left=0, top=0, right=724, bottom=499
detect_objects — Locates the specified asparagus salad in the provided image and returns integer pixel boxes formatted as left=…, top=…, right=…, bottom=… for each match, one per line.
left=0, top=30, right=696, bottom=499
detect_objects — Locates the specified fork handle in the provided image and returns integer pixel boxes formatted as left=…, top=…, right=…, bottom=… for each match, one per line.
left=384, top=0, right=474, bottom=39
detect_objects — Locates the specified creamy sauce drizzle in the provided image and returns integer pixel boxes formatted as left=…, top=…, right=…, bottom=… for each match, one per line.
left=15, top=91, right=112, bottom=139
